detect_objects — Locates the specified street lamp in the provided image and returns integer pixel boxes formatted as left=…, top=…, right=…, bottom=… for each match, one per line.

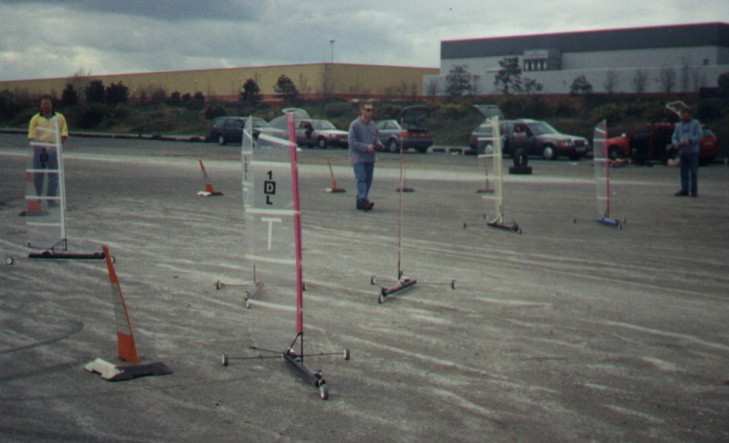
left=330, top=39, right=335, bottom=63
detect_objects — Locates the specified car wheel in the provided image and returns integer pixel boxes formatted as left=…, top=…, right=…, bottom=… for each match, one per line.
left=317, top=137, right=328, bottom=149
left=542, top=145, right=557, bottom=160
left=608, top=146, right=622, bottom=160
left=217, top=134, right=226, bottom=146
left=388, top=139, right=400, bottom=153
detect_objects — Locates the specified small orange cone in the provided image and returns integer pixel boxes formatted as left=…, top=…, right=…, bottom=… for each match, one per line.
left=197, top=159, right=223, bottom=196
left=325, top=159, right=346, bottom=193
left=102, top=245, right=139, bottom=363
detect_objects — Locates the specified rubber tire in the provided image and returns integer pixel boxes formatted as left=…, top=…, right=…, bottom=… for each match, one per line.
left=513, top=149, right=529, bottom=167
left=317, top=137, right=327, bottom=149
left=221, top=353, right=229, bottom=366
left=608, top=146, right=623, bottom=160
left=388, top=139, right=400, bottom=153
left=542, top=145, right=556, bottom=160
left=217, top=134, right=226, bottom=146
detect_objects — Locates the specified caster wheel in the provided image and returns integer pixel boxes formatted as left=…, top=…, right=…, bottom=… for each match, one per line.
left=370, top=276, right=377, bottom=285
left=244, top=296, right=251, bottom=309
left=5, top=257, right=14, bottom=265
left=215, top=281, right=223, bottom=290
left=378, top=293, right=385, bottom=304
left=221, top=353, right=229, bottom=367
left=319, top=385, right=329, bottom=400
left=343, top=348, right=350, bottom=360
left=450, top=280, right=457, bottom=290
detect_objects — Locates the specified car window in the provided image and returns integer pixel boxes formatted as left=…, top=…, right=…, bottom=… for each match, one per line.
left=314, top=120, right=336, bottom=130
left=527, top=122, right=558, bottom=136
left=702, top=128, right=715, bottom=137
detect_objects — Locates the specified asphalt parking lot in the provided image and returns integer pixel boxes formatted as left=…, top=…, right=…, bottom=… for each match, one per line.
left=1, top=133, right=728, bottom=442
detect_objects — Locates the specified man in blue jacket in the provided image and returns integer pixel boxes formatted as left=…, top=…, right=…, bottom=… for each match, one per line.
left=348, top=101, right=382, bottom=211
left=671, top=107, right=702, bottom=197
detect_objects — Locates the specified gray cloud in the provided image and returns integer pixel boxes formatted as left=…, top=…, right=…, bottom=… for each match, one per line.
left=0, top=0, right=726, bottom=82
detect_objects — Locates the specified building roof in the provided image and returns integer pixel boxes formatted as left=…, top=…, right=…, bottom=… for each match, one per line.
left=441, top=22, right=729, bottom=59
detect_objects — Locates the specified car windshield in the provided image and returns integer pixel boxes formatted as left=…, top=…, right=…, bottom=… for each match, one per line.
left=525, top=121, right=559, bottom=135
left=313, top=120, right=336, bottom=130
left=703, top=128, right=715, bottom=137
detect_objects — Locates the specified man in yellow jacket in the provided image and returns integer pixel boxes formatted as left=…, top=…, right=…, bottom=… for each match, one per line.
left=28, top=94, right=68, bottom=202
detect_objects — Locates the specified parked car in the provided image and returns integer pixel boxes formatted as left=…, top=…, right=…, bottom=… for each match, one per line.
left=207, top=116, right=268, bottom=145
left=469, top=119, right=588, bottom=160
left=605, top=122, right=718, bottom=165
left=375, top=105, right=433, bottom=153
left=297, top=119, right=348, bottom=149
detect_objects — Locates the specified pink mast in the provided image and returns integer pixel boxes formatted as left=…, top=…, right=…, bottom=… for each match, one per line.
left=287, top=112, right=304, bottom=336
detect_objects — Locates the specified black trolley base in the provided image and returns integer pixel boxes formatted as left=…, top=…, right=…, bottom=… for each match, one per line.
left=487, top=220, right=522, bottom=234
left=221, top=335, right=349, bottom=401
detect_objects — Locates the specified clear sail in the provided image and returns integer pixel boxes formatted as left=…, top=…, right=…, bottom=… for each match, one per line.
left=593, top=119, right=610, bottom=218
left=25, top=117, right=66, bottom=251
left=478, top=116, right=504, bottom=224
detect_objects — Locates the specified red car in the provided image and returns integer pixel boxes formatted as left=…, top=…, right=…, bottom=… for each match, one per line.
left=606, top=123, right=718, bottom=165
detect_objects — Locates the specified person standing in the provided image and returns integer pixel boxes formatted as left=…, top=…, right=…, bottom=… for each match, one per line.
left=348, top=101, right=382, bottom=211
left=671, top=107, right=702, bottom=197
left=27, top=94, right=68, bottom=204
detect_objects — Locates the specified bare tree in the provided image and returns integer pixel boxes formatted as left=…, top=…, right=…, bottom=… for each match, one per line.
left=632, top=69, right=648, bottom=93
left=691, top=69, right=706, bottom=92
left=680, top=58, right=691, bottom=93
left=604, top=70, right=619, bottom=95
left=425, top=78, right=439, bottom=100
left=657, top=66, right=677, bottom=94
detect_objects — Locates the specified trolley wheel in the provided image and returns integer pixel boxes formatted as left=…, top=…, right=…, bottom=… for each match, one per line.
left=343, top=348, right=351, bottom=360
left=221, top=353, right=229, bottom=367
left=450, top=280, right=457, bottom=290
left=244, top=296, right=251, bottom=309
left=319, top=384, right=329, bottom=400
left=5, top=257, right=14, bottom=265
left=377, top=293, right=385, bottom=304
left=370, top=275, right=377, bottom=285
left=215, top=281, right=223, bottom=290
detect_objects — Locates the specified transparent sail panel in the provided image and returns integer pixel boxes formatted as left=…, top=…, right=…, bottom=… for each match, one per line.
left=478, top=116, right=503, bottom=223
left=593, top=120, right=609, bottom=218
left=25, top=120, right=66, bottom=250
left=242, top=130, right=296, bottom=292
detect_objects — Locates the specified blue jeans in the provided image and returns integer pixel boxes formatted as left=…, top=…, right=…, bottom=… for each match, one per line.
left=33, top=146, right=58, bottom=197
left=353, top=162, right=374, bottom=204
left=679, top=151, right=698, bottom=194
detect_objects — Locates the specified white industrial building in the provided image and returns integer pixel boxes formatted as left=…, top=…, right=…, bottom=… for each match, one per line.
left=425, top=22, right=729, bottom=95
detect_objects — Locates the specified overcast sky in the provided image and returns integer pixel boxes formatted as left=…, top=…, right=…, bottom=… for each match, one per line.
left=0, top=0, right=726, bottom=82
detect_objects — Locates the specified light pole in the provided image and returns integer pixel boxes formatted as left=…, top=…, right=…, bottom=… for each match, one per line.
left=330, top=39, right=335, bottom=63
